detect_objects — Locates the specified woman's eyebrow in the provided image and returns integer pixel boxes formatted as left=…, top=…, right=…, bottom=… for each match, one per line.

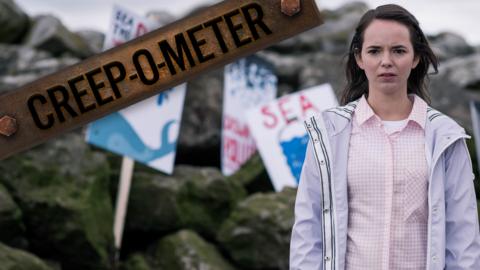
left=365, top=45, right=409, bottom=49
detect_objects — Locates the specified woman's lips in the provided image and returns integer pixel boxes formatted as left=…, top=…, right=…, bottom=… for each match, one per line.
left=378, top=73, right=397, bottom=82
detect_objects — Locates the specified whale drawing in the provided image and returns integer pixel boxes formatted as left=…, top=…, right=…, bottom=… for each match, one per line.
left=88, top=112, right=177, bottom=163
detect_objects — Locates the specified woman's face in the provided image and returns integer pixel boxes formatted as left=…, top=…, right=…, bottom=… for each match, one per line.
left=355, top=19, right=419, bottom=96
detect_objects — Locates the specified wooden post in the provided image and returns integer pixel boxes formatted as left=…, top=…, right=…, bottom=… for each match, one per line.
left=113, top=156, right=135, bottom=260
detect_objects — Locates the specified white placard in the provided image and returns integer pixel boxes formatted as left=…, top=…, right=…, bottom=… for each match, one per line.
left=222, top=56, right=277, bottom=176
left=86, top=5, right=185, bottom=174
left=103, top=5, right=156, bottom=50
left=246, top=84, right=338, bottom=191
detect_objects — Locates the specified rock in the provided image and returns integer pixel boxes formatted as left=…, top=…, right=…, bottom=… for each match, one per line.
left=0, top=242, right=52, bottom=270
left=438, top=53, right=480, bottom=90
left=226, top=153, right=273, bottom=193
left=0, top=44, right=51, bottom=75
left=0, top=184, right=27, bottom=249
left=176, top=69, right=223, bottom=166
left=256, top=50, right=346, bottom=98
left=256, top=51, right=309, bottom=89
left=426, top=53, right=480, bottom=131
left=429, top=32, right=475, bottom=61
left=23, top=15, right=94, bottom=58
left=173, top=166, right=246, bottom=237
left=218, top=187, right=297, bottom=270
left=429, top=74, right=472, bottom=131
left=123, top=172, right=182, bottom=240
left=149, top=230, right=236, bottom=270
left=145, top=11, right=176, bottom=28
left=0, top=44, right=79, bottom=93
left=298, top=52, right=346, bottom=95
left=268, top=2, right=368, bottom=55
left=0, top=132, right=114, bottom=270
left=0, top=0, right=30, bottom=43
left=75, top=30, right=105, bottom=54
left=124, top=165, right=246, bottom=242
left=120, top=254, right=151, bottom=270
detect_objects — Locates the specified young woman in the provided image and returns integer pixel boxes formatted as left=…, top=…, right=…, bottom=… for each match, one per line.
left=290, top=4, right=480, bottom=270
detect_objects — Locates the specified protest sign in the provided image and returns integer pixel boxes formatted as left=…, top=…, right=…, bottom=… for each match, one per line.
left=222, top=56, right=277, bottom=176
left=103, top=5, right=156, bottom=50
left=86, top=5, right=185, bottom=174
left=86, top=84, right=186, bottom=173
left=246, top=84, right=337, bottom=191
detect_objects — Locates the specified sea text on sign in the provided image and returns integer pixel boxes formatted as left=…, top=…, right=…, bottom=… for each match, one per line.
left=261, top=94, right=319, bottom=129
left=27, top=3, right=273, bottom=130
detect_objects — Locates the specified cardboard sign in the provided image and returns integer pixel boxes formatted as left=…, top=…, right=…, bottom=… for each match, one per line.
left=222, top=55, right=277, bottom=176
left=0, top=0, right=323, bottom=160
left=103, top=5, right=157, bottom=50
left=246, top=84, right=338, bottom=191
left=86, top=84, right=186, bottom=174
left=86, top=6, right=186, bottom=174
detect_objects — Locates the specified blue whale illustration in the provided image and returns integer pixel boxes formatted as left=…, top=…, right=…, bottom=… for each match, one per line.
left=88, top=112, right=177, bottom=163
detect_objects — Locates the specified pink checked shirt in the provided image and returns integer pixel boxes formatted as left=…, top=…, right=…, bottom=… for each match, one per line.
left=345, top=95, right=429, bottom=270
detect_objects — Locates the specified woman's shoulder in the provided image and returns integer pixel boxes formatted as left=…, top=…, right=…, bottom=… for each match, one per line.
left=323, top=101, right=358, bottom=121
left=426, top=106, right=466, bottom=133
left=303, top=101, right=358, bottom=135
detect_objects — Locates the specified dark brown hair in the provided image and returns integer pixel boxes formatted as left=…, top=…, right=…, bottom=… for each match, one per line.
left=341, top=4, right=438, bottom=105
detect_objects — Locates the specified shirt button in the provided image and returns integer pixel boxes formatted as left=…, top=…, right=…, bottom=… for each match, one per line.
left=324, top=256, right=330, bottom=261
left=433, top=207, right=438, bottom=213
left=323, top=208, right=329, bottom=213
left=320, top=160, right=325, bottom=165
left=432, top=255, right=437, bottom=262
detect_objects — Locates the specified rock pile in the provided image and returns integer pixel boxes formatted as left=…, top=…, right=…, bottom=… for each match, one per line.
left=0, top=0, right=479, bottom=269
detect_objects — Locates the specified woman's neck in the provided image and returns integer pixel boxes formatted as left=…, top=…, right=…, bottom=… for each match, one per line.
left=366, top=91, right=413, bottom=121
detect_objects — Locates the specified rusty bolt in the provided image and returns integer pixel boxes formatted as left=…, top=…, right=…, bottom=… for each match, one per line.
left=281, top=0, right=301, bottom=16
left=0, top=115, right=18, bottom=137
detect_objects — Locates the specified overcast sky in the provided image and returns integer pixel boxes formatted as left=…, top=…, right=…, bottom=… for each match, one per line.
left=14, top=0, right=480, bottom=45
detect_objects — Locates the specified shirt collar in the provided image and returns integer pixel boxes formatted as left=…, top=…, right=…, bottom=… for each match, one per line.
left=354, top=94, right=427, bottom=130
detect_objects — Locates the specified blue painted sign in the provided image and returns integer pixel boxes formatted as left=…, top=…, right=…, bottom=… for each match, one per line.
left=86, top=84, right=187, bottom=174
left=247, top=84, right=338, bottom=191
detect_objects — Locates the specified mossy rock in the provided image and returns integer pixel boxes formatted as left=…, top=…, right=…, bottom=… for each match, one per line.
left=23, top=15, right=93, bottom=58
left=0, top=0, right=30, bottom=44
left=123, top=171, right=182, bottom=239
left=175, top=166, right=247, bottom=236
left=226, top=153, right=273, bottom=193
left=150, top=230, right=236, bottom=270
left=120, top=254, right=151, bottom=270
left=0, top=184, right=27, bottom=248
left=0, top=132, right=114, bottom=270
left=218, top=187, right=297, bottom=270
left=125, top=165, right=247, bottom=240
left=0, top=242, right=52, bottom=270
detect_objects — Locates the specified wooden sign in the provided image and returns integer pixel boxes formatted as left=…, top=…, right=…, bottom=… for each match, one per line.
left=0, top=0, right=323, bottom=160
